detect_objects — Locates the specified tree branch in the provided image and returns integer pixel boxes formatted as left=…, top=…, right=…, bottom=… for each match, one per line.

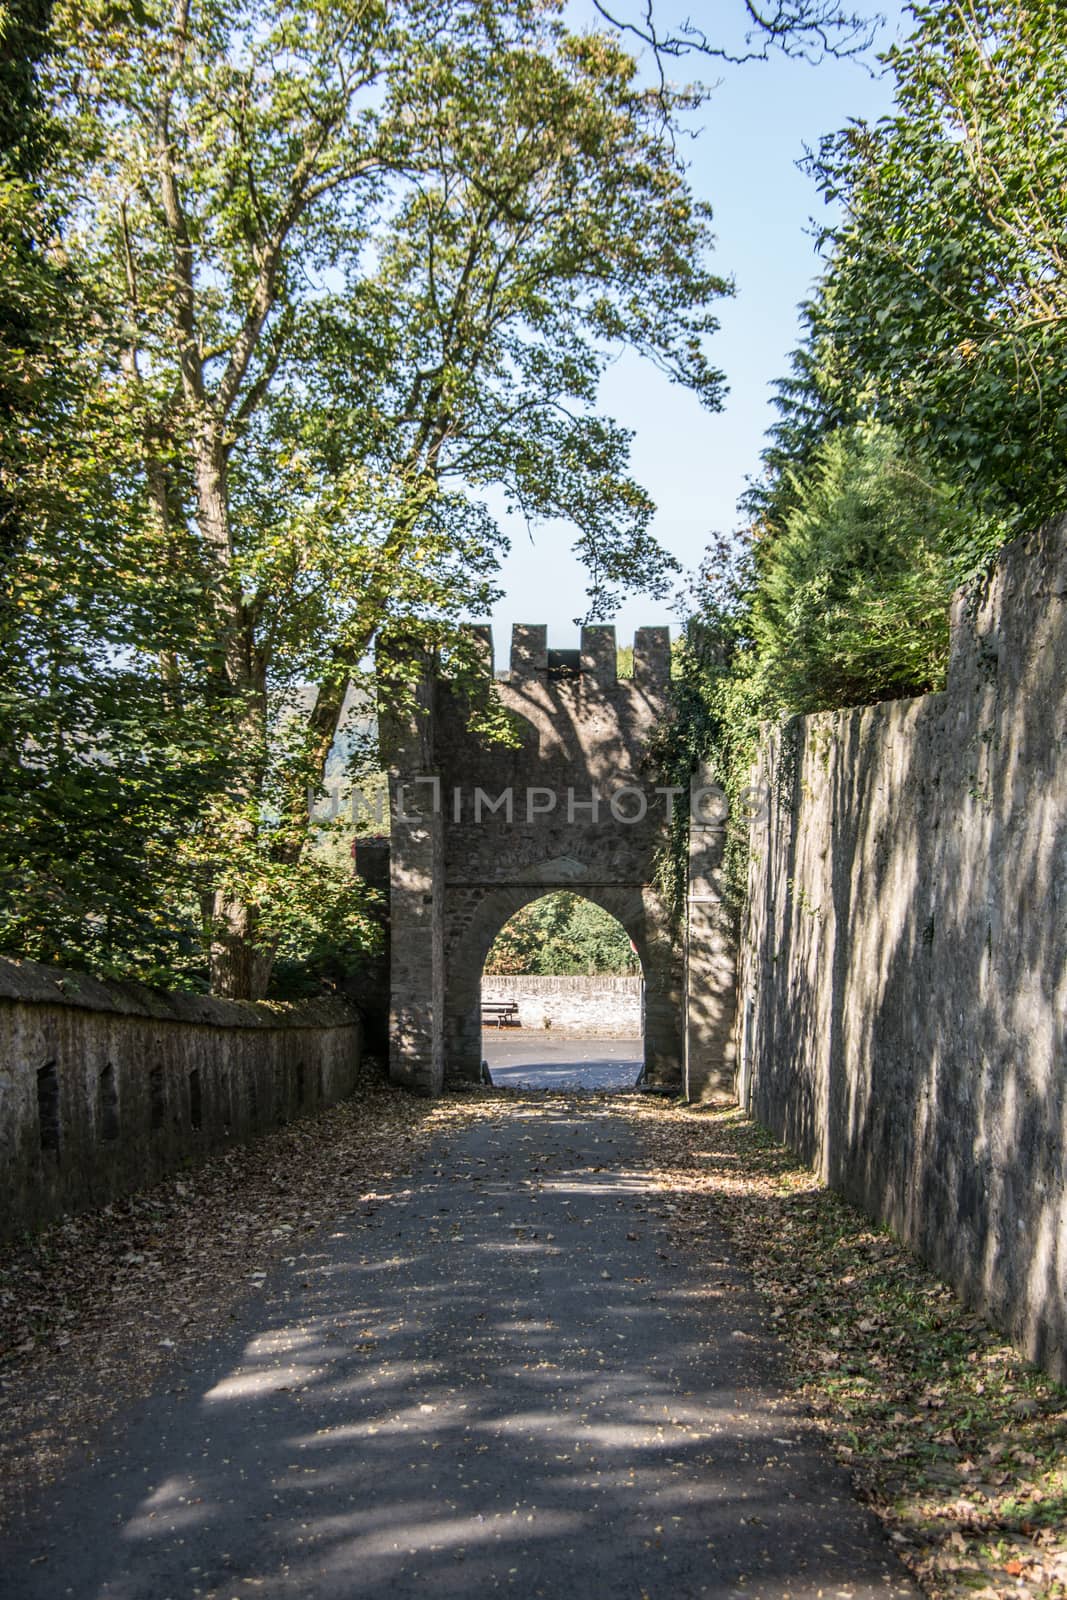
left=590, top=0, right=879, bottom=66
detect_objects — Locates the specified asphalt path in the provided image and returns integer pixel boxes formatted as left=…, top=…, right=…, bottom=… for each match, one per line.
left=481, top=1032, right=643, bottom=1092
left=1, top=1103, right=918, bottom=1599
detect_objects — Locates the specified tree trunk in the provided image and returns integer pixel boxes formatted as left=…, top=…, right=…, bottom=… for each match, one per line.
left=205, top=889, right=275, bottom=1000
left=199, top=580, right=274, bottom=999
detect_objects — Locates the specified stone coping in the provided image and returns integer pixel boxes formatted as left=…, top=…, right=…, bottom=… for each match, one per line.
left=0, top=957, right=358, bottom=1030
left=482, top=974, right=640, bottom=989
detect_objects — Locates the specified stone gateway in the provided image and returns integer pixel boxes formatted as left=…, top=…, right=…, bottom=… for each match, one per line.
left=379, top=625, right=685, bottom=1095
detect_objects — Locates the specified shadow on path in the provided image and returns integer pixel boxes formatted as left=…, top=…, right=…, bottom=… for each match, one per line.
left=1, top=1104, right=917, bottom=1599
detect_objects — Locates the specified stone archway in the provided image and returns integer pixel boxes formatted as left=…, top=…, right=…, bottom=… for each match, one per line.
left=379, top=624, right=684, bottom=1095
left=447, top=882, right=668, bottom=1086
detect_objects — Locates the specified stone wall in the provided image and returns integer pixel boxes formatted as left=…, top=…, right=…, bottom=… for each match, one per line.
left=737, top=515, right=1067, bottom=1380
left=480, top=975, right=643, bottom=1036
left=0, top=959, right=362, bottom=1240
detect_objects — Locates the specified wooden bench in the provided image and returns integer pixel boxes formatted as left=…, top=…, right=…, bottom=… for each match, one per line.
left=482, top=1001, right=520, bottom=1028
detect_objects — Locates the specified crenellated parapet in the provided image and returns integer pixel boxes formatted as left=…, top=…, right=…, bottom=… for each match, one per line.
left=437, top=624, right=673, bottom=796
left=503, top=623, right=670, bottom=694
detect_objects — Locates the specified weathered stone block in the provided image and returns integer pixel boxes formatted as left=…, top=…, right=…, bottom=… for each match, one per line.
left=580, top=625, right=617, bottom=687
left=633, top=626, right=671, bottom=692
left=510, top=624, right=548, bottom=683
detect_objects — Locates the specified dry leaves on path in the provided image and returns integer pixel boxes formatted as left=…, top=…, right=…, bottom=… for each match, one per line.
left=0, top=1064, right=489, bottom=1520
left=624, top=1100, right=1067, bottom=1600
left=3, top=1077, right=1064, bottom=1600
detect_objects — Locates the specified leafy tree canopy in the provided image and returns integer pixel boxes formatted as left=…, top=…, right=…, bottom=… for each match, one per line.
left=657, top=0, right=1067, bottom=924
left=5, top=0, right=731, bottom=994
left=810, top=0, right=1067, bottom=528
left=484, top=892, right=638, bottom=976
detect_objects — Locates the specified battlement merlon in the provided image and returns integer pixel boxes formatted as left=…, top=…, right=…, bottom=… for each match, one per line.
left=580, top=625, right=617, bottom=687
left=376, top=634, right=437, bottom=771
left=509, top=623, right=548, bottom=682
left=634, top=626, right=671, bottom=692
left=460, top=622, right=493, bottom=669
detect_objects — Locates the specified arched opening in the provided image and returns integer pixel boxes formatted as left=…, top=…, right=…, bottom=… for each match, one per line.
left=478, top=892, right=645, bottom=1092
left=442, top=880, right=679, bottom=1089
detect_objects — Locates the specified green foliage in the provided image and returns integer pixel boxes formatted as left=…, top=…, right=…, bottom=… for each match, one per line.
left=0, top=684, right=223, bottom=984
left=0, top=0, right=64, bottom=595
left=651, top=587, right=772, bottom=927
left=740, top=298, right=857, bottom=535
left=810, top=0, right=1067, bottom=529
left=8, top=0, right=728, bottom=996
left=657, top=1, right=1060, bottom=926
left=484, top=893, right=638, bottom=977
left=659, top=426, right=1005, bottom=925
left=658, top=423, right=1007, bottom=921
left=0, top=0, right=227, bottom=981
left=19, top=0, right=1025, bottom=994
left=212, top=849, right=384, bottom=1001
left=1, top=0, right=730, bottom=995
left=749, top=423, right=1002, bottom=713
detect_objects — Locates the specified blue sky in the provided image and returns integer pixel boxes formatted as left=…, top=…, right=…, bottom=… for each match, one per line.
left=483, top=3, right=908, bottom=663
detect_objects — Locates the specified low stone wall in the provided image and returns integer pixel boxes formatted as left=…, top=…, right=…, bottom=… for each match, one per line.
left=0, top=959, right=362, bottom=1241
left=480, top=975, right=642, bottom=1036
left=736, top=515, right=1067, bottom=1381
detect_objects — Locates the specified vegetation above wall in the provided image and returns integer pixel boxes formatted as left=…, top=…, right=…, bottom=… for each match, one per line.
left=658, top=0, right=1061, bottom=925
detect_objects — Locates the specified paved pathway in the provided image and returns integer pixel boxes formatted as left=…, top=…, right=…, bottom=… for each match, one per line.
left=2, top=1103, right=917, bottom=1599
left=482, top=1033, right=643, bottom=1092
